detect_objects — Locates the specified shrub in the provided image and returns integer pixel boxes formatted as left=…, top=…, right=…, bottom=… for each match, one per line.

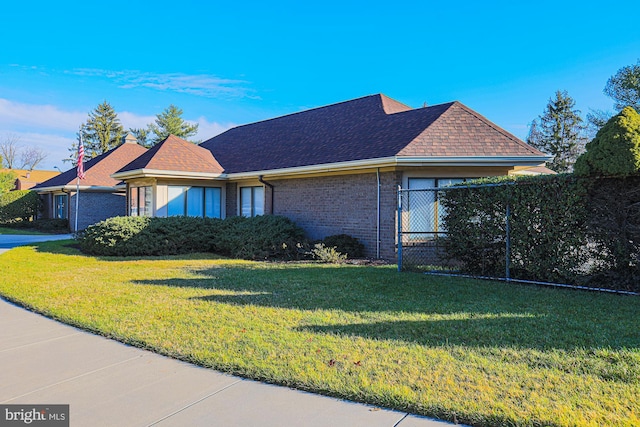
left=78, top=215, right=308, bottom=260
left=574, top=106, right=640, bottom=176
left=0, top=190, right=41, bottom=224
left=214, top=215, right=307, bottom=260
left=320, top=234, right=365, bottom=258
left=311, top=243, right=347, bottom=263
left=79, top=216, right=152, bottom=256
left=32, top=219, right=69, bottom=232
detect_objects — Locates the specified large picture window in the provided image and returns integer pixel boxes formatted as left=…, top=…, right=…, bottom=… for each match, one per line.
left=167, top=186, right=222, bottom=218
left=54, top=194, right=67, bottom=219
left=240, top=186, right=264, bottom=217
left=129, top=186, right=153, bottom=217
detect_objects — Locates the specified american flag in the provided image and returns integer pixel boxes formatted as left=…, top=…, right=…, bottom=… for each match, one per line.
left=77, top=136, right=86, bottom=179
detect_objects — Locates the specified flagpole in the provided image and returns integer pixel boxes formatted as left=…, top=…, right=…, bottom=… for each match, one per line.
left=74, top=176, right=80, bottom=233
left=74, top=132, right=85, bottom=233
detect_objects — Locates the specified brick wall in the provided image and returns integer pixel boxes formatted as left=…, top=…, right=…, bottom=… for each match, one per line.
left=267, top=172, right=401, bottom=260
left=69, top=191, right=127, bottom=231
left=225, top=182, right=237, bottom=217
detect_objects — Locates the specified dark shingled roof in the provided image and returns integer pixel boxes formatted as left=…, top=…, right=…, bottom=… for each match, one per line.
left=199, top=94, right=544, bottom=174
left=118, top=135, right=224, bottom=174
left=33, top=141, right=148, bottom=189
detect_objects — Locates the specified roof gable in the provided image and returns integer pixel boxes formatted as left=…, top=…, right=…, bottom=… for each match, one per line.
left=398, top=102, right=545, bottom=157
left=117, top=134, right=224, bottom=174
left=33, top=142, right=148, bottom=189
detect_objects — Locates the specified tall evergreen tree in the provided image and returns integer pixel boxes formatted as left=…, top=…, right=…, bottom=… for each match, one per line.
left=527, top=90, right=587, bottom=173
left=81, top=101, right=124, bottom=158
left=148, top=105, right=199, bottom=145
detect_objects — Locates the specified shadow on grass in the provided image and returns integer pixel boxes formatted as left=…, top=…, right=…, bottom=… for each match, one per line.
left=27, top=241, right=640, bottom=351
left=132, top=264, right=639, bottom=352
left=32, top=240, right=224, bottom=262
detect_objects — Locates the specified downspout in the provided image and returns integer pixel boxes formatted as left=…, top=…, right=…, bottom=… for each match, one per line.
left=258, top=175, right=275, bottom=214
left=376, top=168, right=381, bottom=259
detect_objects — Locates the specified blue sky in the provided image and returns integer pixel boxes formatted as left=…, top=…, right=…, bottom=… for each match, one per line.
left=1, top=0, right=639, bottom=170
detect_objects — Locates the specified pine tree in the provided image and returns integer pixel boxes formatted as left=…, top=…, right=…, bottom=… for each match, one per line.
left=527, top=90, right=586, bottom=173
left=148, top=105, right=199, bottom=145
left=66, top=102, right=124, bottom=163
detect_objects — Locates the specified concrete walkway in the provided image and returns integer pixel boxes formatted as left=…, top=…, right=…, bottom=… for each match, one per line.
left=0, top=237, right=460, bottom=427
left=0, top=233, right=73, bottom=254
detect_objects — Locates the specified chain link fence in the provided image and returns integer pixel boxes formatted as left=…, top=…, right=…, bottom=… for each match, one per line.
left=397, top=183, right=639, bottom=295
left=397, top=186, right=458, bottom=272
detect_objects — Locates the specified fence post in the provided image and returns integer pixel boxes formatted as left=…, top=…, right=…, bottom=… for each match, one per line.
left=505, top=201, right=511, bottom=281
left=397, top=186, right=403, bottom=272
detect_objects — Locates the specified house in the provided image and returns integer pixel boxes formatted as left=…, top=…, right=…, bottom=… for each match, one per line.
left=0, top=169, right=60, bottom=191
left=112, top=94, right=549, bottom=259
left=33, top=135, right=148, bottom=231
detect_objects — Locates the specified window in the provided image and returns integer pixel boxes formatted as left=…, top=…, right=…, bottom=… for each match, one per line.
left=167, top=186, right=222, bottom=218
left=240, top=186, right=264, bottom=217
left=54, top=194, right=67, bottom=219
left=129, top=186, right=153, bottom=217
left=407, top=178, right=468, bottom=237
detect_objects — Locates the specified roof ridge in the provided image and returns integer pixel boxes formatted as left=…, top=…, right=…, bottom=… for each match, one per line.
left=215, top=94, right=391, bottom=133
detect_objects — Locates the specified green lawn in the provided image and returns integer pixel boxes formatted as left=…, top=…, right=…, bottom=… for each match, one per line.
left=1, top=240, right=638, bottom=427
left=0, top=226, right=48, bottom=235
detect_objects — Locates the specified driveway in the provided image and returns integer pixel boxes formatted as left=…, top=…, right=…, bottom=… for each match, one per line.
left=0, top=233, right=74, bottom=254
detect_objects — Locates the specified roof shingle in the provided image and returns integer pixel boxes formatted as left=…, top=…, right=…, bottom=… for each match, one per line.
left=199, top=94, right=545, bottom=174
left=33, top=142, right=148, bottom=189
left=117, top=135, right=224, bottom=174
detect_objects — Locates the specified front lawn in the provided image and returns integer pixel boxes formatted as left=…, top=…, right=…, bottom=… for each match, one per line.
left=0, top=226, right=48, bottom=235
left=0, top=241, right=638, bottom=427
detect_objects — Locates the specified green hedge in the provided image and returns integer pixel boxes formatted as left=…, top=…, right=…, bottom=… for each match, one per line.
left=0, top=191, right=41, bottom=224
left=78, top=215, right=308, bottom=260
left=440, top=174, right=640, bottom=292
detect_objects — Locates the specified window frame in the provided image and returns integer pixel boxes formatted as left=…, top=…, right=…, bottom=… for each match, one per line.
left=240, top=186, right=264, bottom=217
left=406, top=177, right=472, bottom=237
left=129, top=185, right=153, bottom=217
left=167, top=185, right=223, bottom=218
left=54, top=193, right=67, bottom=219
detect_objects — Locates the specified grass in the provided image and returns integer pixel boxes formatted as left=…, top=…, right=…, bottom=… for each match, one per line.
left=0, top=240, right=638, bottom=427
left=0, top=226, right=48, bottom=235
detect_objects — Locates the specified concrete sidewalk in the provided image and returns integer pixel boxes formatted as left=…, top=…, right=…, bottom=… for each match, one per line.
left=0, top=234, right=73, bottom=254
left=0, top=298, right=459, bottom=427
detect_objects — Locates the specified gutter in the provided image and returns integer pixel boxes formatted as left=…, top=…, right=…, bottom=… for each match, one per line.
left=258, top=175, right=275, bottom=214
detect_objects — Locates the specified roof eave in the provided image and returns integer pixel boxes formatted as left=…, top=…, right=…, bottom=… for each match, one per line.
left=226, top=155, right=551, bottom=179
left=111, top=168, right=224, bottom=181
left=33, top=184, right=123, bottom=193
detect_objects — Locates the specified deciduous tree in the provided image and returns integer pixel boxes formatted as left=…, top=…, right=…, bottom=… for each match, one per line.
left=604, top=60, right=640, bottom=112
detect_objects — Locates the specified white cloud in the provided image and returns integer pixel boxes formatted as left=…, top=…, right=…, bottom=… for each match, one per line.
left=70, top=69, right=255, bottom=99
left=0, top=98, right=86, bottom=132
left=0, top=98, right=236, bottom=169
left=118, top=111, right=156, bottom=131
left=0, top=130, right=76, bottom=170
left=194, top=117, right=235, bottom=142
